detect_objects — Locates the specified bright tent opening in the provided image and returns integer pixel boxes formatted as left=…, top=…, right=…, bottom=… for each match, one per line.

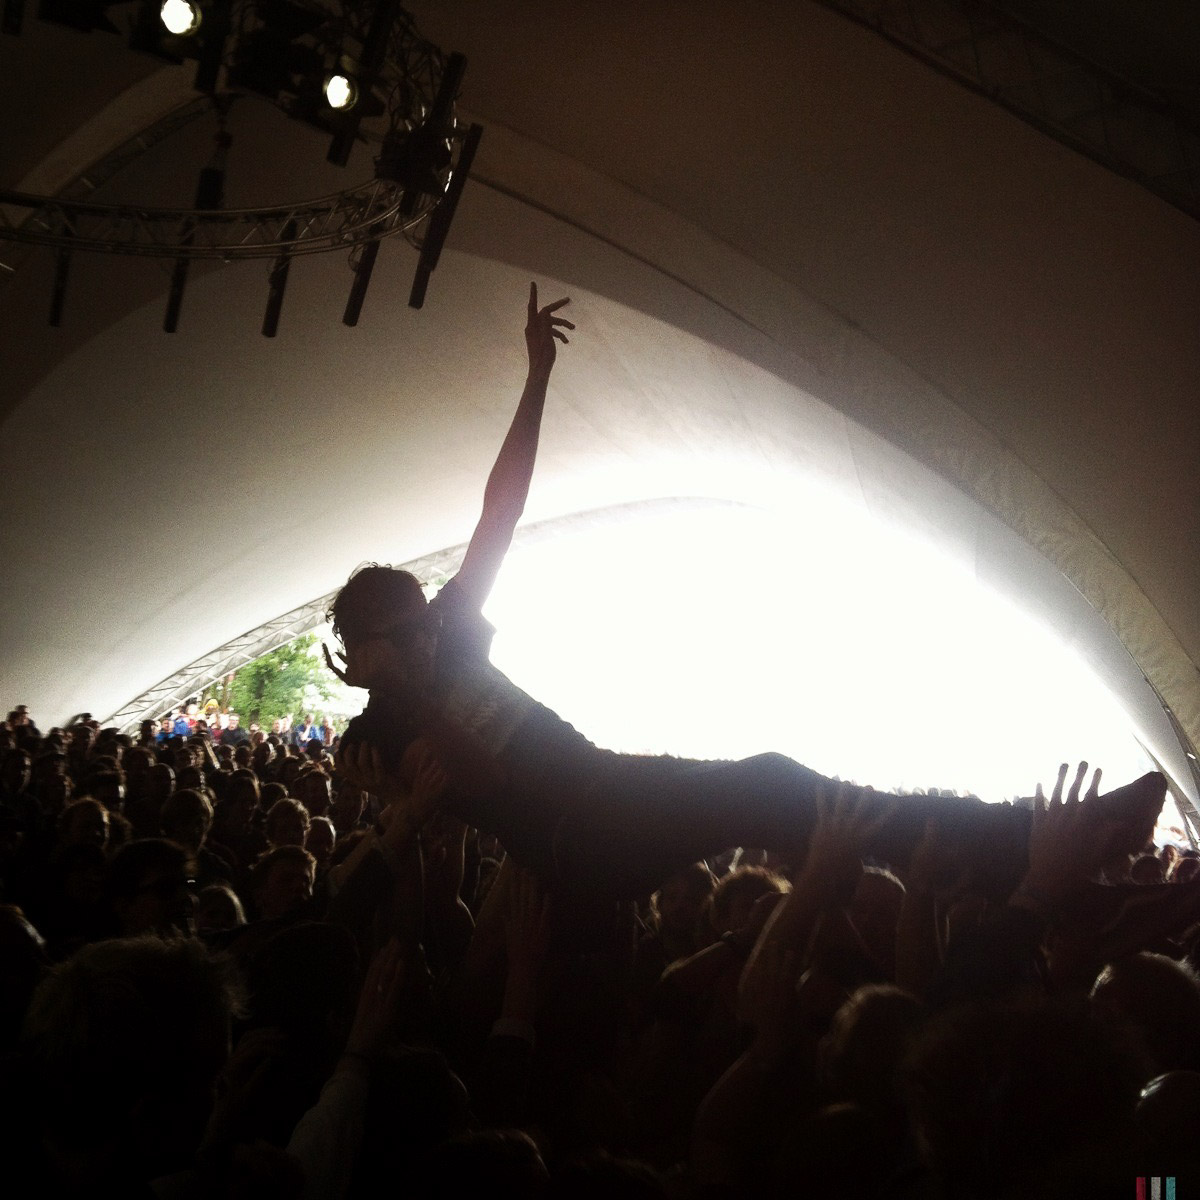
left=474, top=498, right=1156, bottom=809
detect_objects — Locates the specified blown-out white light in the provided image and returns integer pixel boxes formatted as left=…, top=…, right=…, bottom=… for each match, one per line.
left=159, top=0, right=200, bottom=35
left=482, top=499, right=1153, bottom=805
left=324, top=73, right=357, bottom=111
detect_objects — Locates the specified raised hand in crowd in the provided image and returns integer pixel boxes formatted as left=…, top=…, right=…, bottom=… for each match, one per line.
left=1009, top=760, right=1108, bottom=918
left=894, top=817, right=961, bottom=997
left=740, top=782, right=894, bottom=1006
left=524, top=280, right=573, bottom=377
left=334, top=736, right=448, bottom=854
left=799, top=781, right=896, bottom=901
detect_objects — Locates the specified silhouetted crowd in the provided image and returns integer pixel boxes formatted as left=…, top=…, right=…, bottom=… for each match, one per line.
left=3, top=701, right=1200, bottom=1198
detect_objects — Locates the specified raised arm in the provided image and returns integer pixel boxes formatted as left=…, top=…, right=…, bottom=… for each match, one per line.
left=452, top=282, right=573, bottom=610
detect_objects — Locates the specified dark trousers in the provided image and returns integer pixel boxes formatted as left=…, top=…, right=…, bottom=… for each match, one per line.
left=477, top=714, right=1034, bottom=900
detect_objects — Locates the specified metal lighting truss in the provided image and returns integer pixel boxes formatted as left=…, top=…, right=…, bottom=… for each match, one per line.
left=817, top=0, right=1200, bottom=221
left=0, top=0, right=469, bottom=260
left=0, top=174, right=435, bottom=258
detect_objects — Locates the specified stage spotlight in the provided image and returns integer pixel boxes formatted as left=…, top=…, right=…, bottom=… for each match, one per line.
left=159, top=0, right=199, bottom=35
left=325, top=0, right=397, bottom=165
left=324, top=71, right=356, bottom=111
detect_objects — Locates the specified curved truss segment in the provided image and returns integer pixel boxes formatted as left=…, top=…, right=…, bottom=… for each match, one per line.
left=102, top=500, right=741, bottom=733
left=0, top=176, right=430, bottom=259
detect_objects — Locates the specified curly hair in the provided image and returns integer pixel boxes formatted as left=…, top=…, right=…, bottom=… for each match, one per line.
left=327, top=563, right=426, bottom=648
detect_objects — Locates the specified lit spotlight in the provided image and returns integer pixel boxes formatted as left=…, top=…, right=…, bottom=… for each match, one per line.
left=159, top=0, right=199, bottom=35
left=324, top=72, right=357, bottom=111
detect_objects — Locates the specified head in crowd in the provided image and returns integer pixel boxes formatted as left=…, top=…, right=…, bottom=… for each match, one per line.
left=160, top=788, right=213, bottom=854
left=251, top=739, right=275, bottom=776
left=105, top=838, right=195, bottom=937
left=653, top=861, right=715, bottom=943
left=221, top=770, right=260, bottom=820
left=195, top=883, right=245, bottom=935
left=280, top=756, right=305, bottom=790
left=251, top=844, right=316, bottom=920
left=903, top=999, right=1146, bottom=1198
left=707, top=865, right=790, bottom=938
left=1091, top=952, right=1200, bottom=1074
left=84, top=768, right=125, bottom=813
left=123, top=745, right=154, bottom=786
left=1129, top=853, right=1166, bottom=885
left=19, top=936, right=243, bottom=1188
left=260, top=780, right=288, bottom=810
left=2, top=747, right=32, bottom=797
left=330, top=564, right=426, bottom=642
left=306, top=816, right=336, bottom=868
left=296, top=769, right=332, bottom=818
left=1174, top=855, right=1200, bottom=884
left=57, top=796, right=109, bottom=849
left=38, top=764, right=73, bottom=820
left=328, top=565, right=434, bottom=693
left=330, top=784, right=366, bottom=835
left=265, top=796, right=311, bottom=848
left=820, top=984, right=924, bottom=1131
left=148, top=760, right=175, bottom=802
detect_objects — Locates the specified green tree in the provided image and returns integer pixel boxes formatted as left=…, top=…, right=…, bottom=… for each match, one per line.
left=226, top=633, right=334, bottom=726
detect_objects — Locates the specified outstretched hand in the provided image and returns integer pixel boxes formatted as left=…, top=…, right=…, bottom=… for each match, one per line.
left=903, top=816, right=970, bottom=898
left=797, top=781, right=896, bottom=902
left=525, top=282, right=573, bottom=377
left=323, top=641, right=350, bottom=685
left=335, top=736, right=448, bottom=844
left=1015, top=761, right=1110, bottom=911
left=336, top=740, right=394, bottom=798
